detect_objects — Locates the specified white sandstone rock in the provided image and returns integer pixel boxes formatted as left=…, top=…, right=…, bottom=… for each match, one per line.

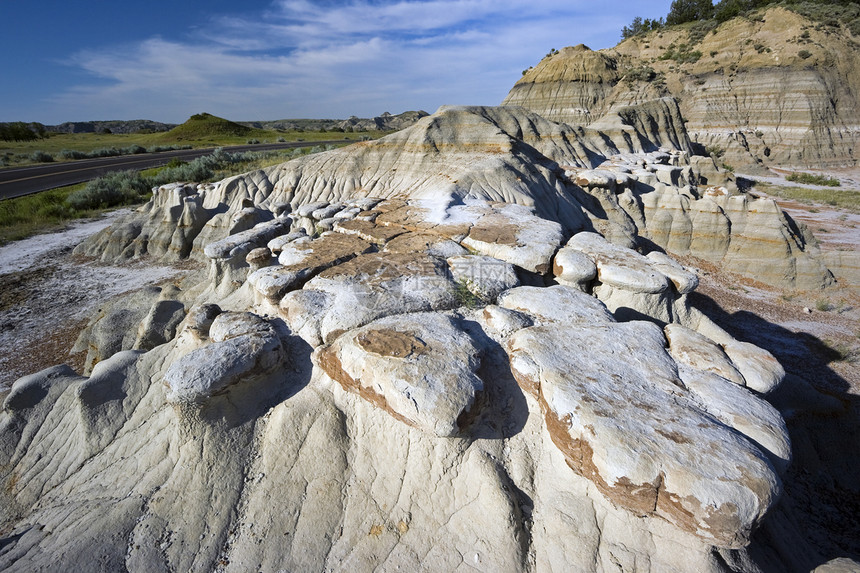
left=722, top=340, right=786, bottom=394
left=574, top=169, right=618, bottom=191
left=447, top=254, right=520, bottom=302
left=204, top=219, right=290, bottom=261
left=677, top=365, right=791, bottom=474
left=477, top=305, right=533, bottom=338
left=164, top=312, right=284, bottom=405
left=250, top=233, right=373, bottom=300
left=507, top=320, right=781, bottom=548
left=266, top=230, right=307, bottom=254
left=646, top=251, right=699, bottom=294
left=281, top=252, right=459, bottom=345
left=567, top=232, right=670, bottom=293
left=552, top=247, right=598, bottom=289
left=497, top=284, right=616, bottom=326
left=665, top=323, right=746, bottom=386
left=317, top=312, right=484, bottom=437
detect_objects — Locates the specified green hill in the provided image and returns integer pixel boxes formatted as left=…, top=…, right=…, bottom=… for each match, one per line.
left=161, top=113, right=253, bottom=141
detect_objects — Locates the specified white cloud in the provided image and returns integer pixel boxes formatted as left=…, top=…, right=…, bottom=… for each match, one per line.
left=46, top=0, right=672, bottom=122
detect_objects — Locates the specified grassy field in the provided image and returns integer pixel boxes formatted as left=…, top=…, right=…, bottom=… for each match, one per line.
left=755, top=181, right=860, bottom=212
left=0, top=144, right=336, bottom=246
left=0, top=112, right=392, bottom=168
left=0, top=183, right=96, bottom=244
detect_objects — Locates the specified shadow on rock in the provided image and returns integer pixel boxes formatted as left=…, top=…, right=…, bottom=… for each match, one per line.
left=196, top=320, right=316, bottom=429
left=688, top=291, right=860, bottom=570
left=459, top=317, right=530, bottom=440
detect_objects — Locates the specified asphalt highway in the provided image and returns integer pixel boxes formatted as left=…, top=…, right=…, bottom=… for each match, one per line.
left=0, top=140, right=353, bottom=200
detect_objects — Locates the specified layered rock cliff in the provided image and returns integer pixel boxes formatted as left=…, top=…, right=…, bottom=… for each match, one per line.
left=503, top=7, right=860, bottom=170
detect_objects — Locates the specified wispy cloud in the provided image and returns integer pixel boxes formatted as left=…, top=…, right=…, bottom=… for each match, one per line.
left=46, top=0, right=670, bottom=122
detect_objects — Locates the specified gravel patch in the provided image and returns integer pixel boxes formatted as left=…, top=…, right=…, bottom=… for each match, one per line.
left=0, top=212, right=194, bottom=391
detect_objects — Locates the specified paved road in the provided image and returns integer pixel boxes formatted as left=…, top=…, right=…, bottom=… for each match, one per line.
left=0, top=140, right=353, bottom=200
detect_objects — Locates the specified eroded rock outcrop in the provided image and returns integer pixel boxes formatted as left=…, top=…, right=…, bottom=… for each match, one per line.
left=504, top=8, right=860, bottom=169
left=77, top=106, right=834, bottom=291
left=0, top=102, right=825, bottom=572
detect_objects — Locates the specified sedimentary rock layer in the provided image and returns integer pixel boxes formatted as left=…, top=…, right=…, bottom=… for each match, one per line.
left=503, top=7, right=860, bottom=169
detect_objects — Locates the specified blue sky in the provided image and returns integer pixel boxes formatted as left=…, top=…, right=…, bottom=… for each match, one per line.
left=2, top=1, right=672, bottom=124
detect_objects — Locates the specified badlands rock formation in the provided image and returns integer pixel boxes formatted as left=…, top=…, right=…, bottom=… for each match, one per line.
left=0, top=104, right=845, bottom=571
left=504, top=7, right=860, bottom=170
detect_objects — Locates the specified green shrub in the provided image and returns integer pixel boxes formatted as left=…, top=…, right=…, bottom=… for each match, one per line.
left=454, top=280, right=483, bottom=309
left=658, top=42, right=702, bottom=63
left=706, top=145, right=725, bottom=158
left=151, top=160, right=213, bottom=185
left=67, top=170, right=152, bottom=209
left=666, top=0, right=713, bottom=25
left=29, top=150, right=54, bottom=163
left=688, top=19, right=718, bottom=43
left=90, top=147, right=122, bottom=158
left=166, top=157, right=186, bottom=169
left=798, top=49, right=812, bottom=59
left=146, top=144, right=192, bottom=153
left=60, top=149, right=89, bottom=160
left=0, top=186, right=84, bottom=244
left=621, top=16, right=665, bottom=39
left=786, top=172, right=840, bottom=186
left=0, top=122, right=42, bottom=142
left=624, top=65, right=658, bottom=82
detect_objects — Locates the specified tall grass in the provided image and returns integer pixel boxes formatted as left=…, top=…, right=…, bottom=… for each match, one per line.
left=0, top=184, right=95, bottom=244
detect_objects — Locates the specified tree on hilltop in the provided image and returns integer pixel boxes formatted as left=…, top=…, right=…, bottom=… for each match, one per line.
left=621, top=16, right=665, bottom=39
left=0, top=122, right=44, bottom=142
left=666, top=0, right=714, bottom=25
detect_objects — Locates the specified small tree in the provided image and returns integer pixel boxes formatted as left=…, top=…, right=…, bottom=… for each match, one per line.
left=666, top=0, right=714, bottom=25
left=622, top=16, right=665, bottom=39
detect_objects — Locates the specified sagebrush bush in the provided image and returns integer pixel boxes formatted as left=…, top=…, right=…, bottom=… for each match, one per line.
left=29, top=150, right=54, bottom=163
left=145, top=144, right=192, bottom=153
left=786, top=172, right=840, bottom=186
left=60, top=149, right=89, bottom=160
left=151, top=161, right=214, bottom=185
left=62, top=146, right=326, bottom=212
left=90, top=147, right=122, bottom=158
left=67, top=170, right=152, bottom=209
